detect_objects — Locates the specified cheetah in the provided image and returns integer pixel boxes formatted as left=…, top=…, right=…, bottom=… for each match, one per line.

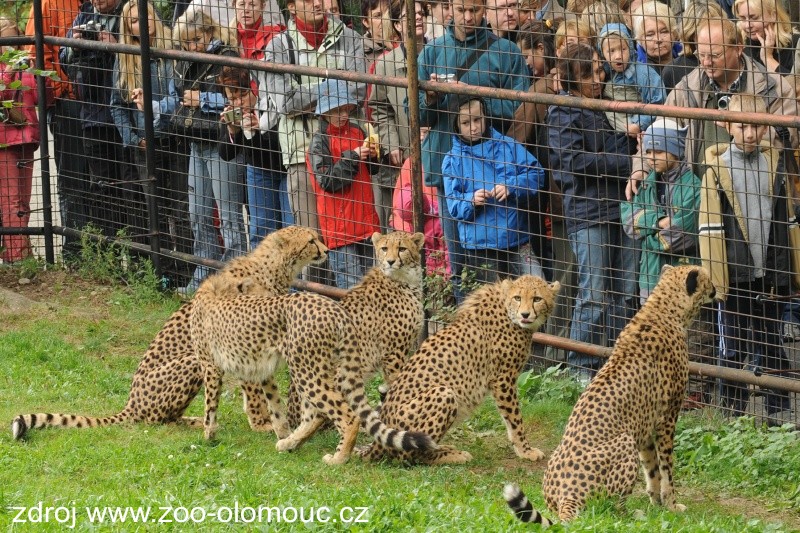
left=11, top=226, right=327, bottom=440
left=190, top=272, right=435, bottom=465
left=286, top=231, right=426, bottom=428
left=504, top=265, right=716, bottom=525
left=358, top=275, right=560, bottom=465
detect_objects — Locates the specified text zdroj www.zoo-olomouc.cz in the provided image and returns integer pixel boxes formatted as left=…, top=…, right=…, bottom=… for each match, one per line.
left=9, top=502, right=371, bottom=528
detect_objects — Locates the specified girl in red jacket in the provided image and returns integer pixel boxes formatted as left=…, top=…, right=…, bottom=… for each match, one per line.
left=0, top=18, right=40, bottom=263
left=307, top=79, right=380, bottom=289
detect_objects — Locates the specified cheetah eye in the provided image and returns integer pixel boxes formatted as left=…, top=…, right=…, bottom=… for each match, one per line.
left=513, top=295, right=521, bottom=302
left=534, top=296, right=543, bottom=303
left=399, top=247, right=407, bottom=253
left=381, top=247, right=388, bottom=253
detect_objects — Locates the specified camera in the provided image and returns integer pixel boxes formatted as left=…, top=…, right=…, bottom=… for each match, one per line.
left=78, top=21, right=103, bottom=41
left=716, top=92, right=731, bottom=111
left=222, top=107, right=243, bottom=124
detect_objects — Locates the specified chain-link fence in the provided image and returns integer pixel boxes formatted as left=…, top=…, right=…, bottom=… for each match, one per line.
left=2, top=0, right=800, bottom=425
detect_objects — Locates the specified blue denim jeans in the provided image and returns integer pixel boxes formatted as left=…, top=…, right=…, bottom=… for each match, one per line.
left=567, top=222, right=638, bottom=371
left=327, top=239, right=374, bottom=290
left=187, top=142, right=247, bottom=288
left=246, top=165, right=289, bottom=250
left=437, top=191, right=466, bottom=303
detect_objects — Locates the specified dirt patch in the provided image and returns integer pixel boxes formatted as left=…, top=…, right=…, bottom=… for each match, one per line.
left=681, top=487, right=800, bottom=530
left=0, top=266, right=115, bottom=311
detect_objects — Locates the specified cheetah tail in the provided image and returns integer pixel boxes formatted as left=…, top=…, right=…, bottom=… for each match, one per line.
left=11, top=410, right=130, bottom=440
left=503, top=484, right=552, bottom=527
left=361, top=408, right=437, bottom=453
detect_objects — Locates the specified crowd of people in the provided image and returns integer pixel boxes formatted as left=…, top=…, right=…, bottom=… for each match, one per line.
left=2, top=0, right=800, bottom=416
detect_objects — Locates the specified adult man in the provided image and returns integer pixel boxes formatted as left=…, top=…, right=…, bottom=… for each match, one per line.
left=26, top=0, right=88, bottom=261
left=485, top=0, right=519, bottom=39
left=627, top=16, right=798, bottom=195
left=61, top=0, right=135, bottom=239
left=417, top=0, right=529, bottom=298
left=262, top=0, right=366, bottom=281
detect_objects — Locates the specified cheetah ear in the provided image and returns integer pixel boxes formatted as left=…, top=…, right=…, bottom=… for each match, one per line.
left=500, top=278, right=512, bottom=294
left=548, top=281, right=561, bottom=295
left=685, top=269, right=700, bottom=296
left=661, top=264, right=674, bottom=275
left=238, top=278, right=255, bottom=294
left=371, top=232, right=383, bottom=246
left=411, top=232, right=425, bottom=249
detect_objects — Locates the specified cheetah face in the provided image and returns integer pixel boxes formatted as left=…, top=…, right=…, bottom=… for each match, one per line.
left=253, top=226, right=329, bottom=267
left=657, top=264, right=716, bottom=322
left=371, top=231, right=425, bottom=278
left=502, top=276, right=560, bottom=330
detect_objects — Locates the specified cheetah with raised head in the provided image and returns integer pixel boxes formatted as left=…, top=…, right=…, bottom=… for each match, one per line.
left=358, top=275, right=560, bottom=465
left=504, top=265, right=716, bottom=525
left=286, top=231, right=426, bottom=428
left=190, top=271, right=435, bottom=465
left=11, top=226, right=327, bottom=440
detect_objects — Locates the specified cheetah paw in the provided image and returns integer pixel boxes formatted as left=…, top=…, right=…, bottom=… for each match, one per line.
left=275, top=437, right=298, bottom=452
left=517, top=447, right=546, bottom=462
left=669, top=503, right=687, bottom=513
left=322, top=453, right=349, bottom=465
left=204, top=426, right=217, bottom=441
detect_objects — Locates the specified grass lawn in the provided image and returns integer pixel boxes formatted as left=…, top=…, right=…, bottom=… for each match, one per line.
left=1, top=265, right=800, bottom=531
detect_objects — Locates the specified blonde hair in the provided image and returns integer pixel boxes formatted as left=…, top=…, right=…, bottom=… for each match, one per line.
left=733, top=0, right=795, bottom=50
left=117, top=0, right=170, bottom=103
left=697, top=15, right=742, bottom=47
left=565, top=0, right=593, bottom=13
left=581, top=1, right=625, bottom=34
left=555, top=18, right=594, bottom=51
left=173, top=6, right=230, bottom=48
left=728, top=93, right=766, bottom=114
left=679, top=0, right=726, bottom=56
left=631, top=0, right=678, bottom=42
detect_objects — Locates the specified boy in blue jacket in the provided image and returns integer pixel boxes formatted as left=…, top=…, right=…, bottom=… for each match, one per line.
left=443, top=95, right=545, bottom=285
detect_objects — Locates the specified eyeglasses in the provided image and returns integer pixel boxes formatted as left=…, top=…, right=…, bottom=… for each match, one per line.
left=696, top=50, right=726, bottom=63
left=402, top=9, right=426, bottom=18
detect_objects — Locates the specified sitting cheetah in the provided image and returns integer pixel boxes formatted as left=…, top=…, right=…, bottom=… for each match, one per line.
left=286, top=231, right=426, bottom=428
left=358, top=275, right=560, bottom=465
left=11, top=226, right=327, bottom=440
left=504, top=265, right=716, bottom=525
left=190, top=272, right=435, bottom=464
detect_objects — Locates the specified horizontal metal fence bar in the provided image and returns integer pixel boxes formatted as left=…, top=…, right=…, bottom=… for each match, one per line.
left=0, top=227, right=45, bottom=235
left=41, top=36, right=800, bottom=130
left=532, top=332, right=800, bottom=394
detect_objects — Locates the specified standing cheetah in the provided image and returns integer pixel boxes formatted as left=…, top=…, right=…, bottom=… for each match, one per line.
left=190, top=271, right=435, bottom=464
left=11, top=227, right=327, bottom=440
left=505, top=265, right=716, bottom=525
left=359, top=275, right=560, bottom=465
left=286, top=231, right=426, bottom=428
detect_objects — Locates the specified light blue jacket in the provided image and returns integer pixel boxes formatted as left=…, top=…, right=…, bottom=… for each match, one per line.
left=417, top=22, right=530, bottom=188
left=598, top=23, right=666, bottom=130
left=111, top=58, right=179, bottom=147
left=443, top=128, right=544, bottom=250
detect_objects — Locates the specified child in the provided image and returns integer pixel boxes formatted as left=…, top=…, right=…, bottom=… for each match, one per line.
left=699, top=93, right=799, bottom=419
left=307, top=79, right=381, bottom=289
left=0, top=18, right=40, bottom=263
left=621, top=118, right=700, bottom=303
left=443, top=95, right=545, bottom=285
left=597, top=22, right=665, bottom=137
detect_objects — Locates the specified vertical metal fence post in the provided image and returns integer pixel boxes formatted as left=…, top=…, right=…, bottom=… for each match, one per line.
left=32, top=0, right=55, bottom=264
left=137, top=0, right=162, bottom=277
left=405, top=0, right=427, bottom=337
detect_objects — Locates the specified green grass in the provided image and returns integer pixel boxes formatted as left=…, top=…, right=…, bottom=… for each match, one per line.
left=2, top=265, right=800, bottom=531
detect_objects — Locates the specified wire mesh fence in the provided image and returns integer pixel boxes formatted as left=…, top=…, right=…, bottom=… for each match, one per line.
left=2, top=0, right=800, bottom=425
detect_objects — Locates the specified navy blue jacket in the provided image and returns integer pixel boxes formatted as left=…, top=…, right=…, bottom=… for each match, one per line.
left=60, top=0, right=122, bottom=129
left=547, top=95, right=637, bottom=234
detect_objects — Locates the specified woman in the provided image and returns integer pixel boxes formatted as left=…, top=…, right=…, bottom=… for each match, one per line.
left=228, top=0, right=290, bottom=249
left=661, top=0, right=726, bottom=93
left=631, top=0, right=681, bottom=72
left=735, top=0, right=800, bottom=76
left=173, top=7, right=247, bottom=294
left=111, top=0, right=193, bottom=285
left=547, top=42, right=639, bottom=382
left=367, top=0, right=427, bottom=230
left=0, top=17, right=40, bottom=263
left=362, top=0, right=400, bottom=69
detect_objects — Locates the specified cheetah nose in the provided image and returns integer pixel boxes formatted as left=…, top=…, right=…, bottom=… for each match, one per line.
left=520, top=312, right=530, bottom=319
left=386, top=259, right=395, bottom=266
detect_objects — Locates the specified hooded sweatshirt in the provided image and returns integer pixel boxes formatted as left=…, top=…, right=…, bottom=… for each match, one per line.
left=597, top=23, right=666, bottom=133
